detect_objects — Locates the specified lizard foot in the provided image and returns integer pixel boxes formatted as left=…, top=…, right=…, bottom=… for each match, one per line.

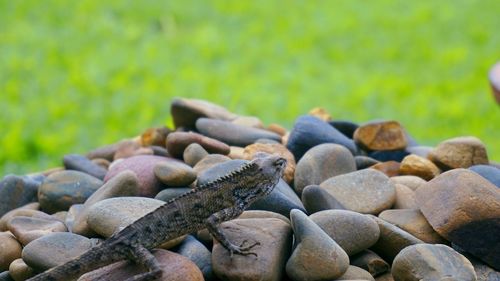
left=228, top=240, right=261, bottom=257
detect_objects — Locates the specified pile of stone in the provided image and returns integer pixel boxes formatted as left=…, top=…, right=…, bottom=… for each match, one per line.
left=0, top=98, right=499, bottom=281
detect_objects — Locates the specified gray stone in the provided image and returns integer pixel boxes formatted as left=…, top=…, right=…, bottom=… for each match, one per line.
left=63, top=154, right=107, bottom=180
left=310, top=210, right=380, bottom=256
left=286, top=210, right=349, bottom=281
left=175, top=235, right=214, bottom=281
left=154, top=161, right=197, bottom=187
left=320, top=169, right=396, bottom=214
left=294, top=143, right=356, bottom=195
left=154, top=188, right=192, bottom=203
left=0, top=176, right=39, bottom=217
left=301, top=185, right=345, bottom=214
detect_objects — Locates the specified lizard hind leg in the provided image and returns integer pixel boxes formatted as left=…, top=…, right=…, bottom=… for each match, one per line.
left=124, top=245, right=163, bottom=281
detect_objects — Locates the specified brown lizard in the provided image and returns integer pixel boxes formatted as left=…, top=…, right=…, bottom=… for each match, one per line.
left=27, top=153, right=287, bottom=281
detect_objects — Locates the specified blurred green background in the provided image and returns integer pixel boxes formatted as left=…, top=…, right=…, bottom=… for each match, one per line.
left=1, top=0, right=499, bottom=175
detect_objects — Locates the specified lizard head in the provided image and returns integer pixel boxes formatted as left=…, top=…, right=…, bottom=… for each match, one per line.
left=250, top=152, right=287, bottom=196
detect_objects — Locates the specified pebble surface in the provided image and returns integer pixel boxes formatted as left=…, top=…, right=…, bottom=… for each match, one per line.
left=1, top=98, right=498, bottom=280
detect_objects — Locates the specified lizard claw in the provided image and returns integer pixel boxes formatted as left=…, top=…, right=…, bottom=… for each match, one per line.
left=227, top=240, right=260, bottom=258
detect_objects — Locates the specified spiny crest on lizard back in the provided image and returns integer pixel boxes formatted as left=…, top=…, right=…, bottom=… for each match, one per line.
left=197, top=160, right=257, bottom=190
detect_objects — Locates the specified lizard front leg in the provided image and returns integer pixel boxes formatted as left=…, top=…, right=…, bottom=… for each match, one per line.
left=205, top=208, right=260, bottom=257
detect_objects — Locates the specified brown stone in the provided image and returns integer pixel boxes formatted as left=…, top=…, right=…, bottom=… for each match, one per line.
left=369, top=216, right=424, bottom=263
left=375, top=273, right=394, bottom=281
left=336, top=265, right=375, bottom=280
left=170, top=97, right=237, bottom=129
left=378, top=209, right=447, bottom=244
left=0, top=203, right=40, bottom=231
left=231, top=115, right=264, bottom=128
left=267, top=123, right=287, bottom=136
left=90, top=158, right=110, bottom=170
left=353, top=120, right=408, bottom=151
left=428, top=136, right=489, bottom=170
left=286, top=210, right=349, bottom=281
left=192, top=154, right=231, bottom=174
left=243, top=143, right=296, bottom=184
left=370, top=161, right=401, bottom=177
left=416, top=169, right=500, bottom=269
left=182, top=143, right=208, bottom=166
left=228, top=146, right=246, bottom=159
left=113, top=139, right=154, bottom=160
left=153, top=161, right=197, bottom=187
left=489, top=61, right=500, bottom=104
left=79, top=249, right=203, bottom=281
left=140, top=126, right=170, bottom=147
left=393, top=184, right=417, bottom=209
left=0, top=232, right=22, bottom=271
left=8, top=216, right=67, bottom=245
left=166, top=131, right=231, bottom=159
left=351, top=250, right=390, bottom=277
left=390, top=176, right=426, bottom=191
left=309, top=107, right=332, bottom=121
left=237, top=210, right=290, bottom=225
left=9, top=258, right=35, bottom=281
left=400, top=154, right=440, bottom=180
left=212, top=218, right=292, bottom=281
left=392, top=244, right=476, bottom=281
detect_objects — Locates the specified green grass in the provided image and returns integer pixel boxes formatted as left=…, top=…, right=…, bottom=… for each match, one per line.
left=1, top=0, right=499, bottom=175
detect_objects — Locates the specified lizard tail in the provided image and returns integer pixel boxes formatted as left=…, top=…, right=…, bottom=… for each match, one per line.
left=26, top=243, right=123, bottom=281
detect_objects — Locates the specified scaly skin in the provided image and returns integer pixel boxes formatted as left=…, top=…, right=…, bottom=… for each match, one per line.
left=27, top=153, right=287, bottom=281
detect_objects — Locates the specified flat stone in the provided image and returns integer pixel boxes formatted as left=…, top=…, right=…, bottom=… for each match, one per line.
left=469, top=164, right=500, bottom=188
left=87, top=197, right=164, bottom=238
left=286, top=115, right=357, bottom=160
left=72, top=171, right=140, bottom=236
left=8, top=258, right=35, bottom=281
left=392, top=244, right=476, bottom=281
left=166, top=131, right=230, bottom=159
left=355, top=156, right=380, bottom=170
left=378, top=209, right=446, bottom=244
left=63, top=154, right=107, bottom=180
left=351, top=250, right=390, bottom=277
left=104, top=155, right=171, bottom=197
left=243, top=143, right=296, bottom=184
left=399, top=154, right=440, bottom=180
left=196, top=118, right=281, bottom=147
left=370, top=161, right=401, bottom=177
left=249, top=179, right=306, bottom=217
left=369, top=216, right=424, bottom=263
left=183, top=143, right=209, bottom=167
left=369, top=150, right=409, bottom=162
left=212, top=218, right=292, bottom=281
left=22, top=232, right=93, bottom=271
left=86, top=142, right=121, bottom=161
left=154, top=161, right=197, bottom=187
left=390, top=175, right=426, bottom=191
left=237, top=210, right=290, bottom=225
left=139, top=126, right=170, bottom=147
left=329, top=120, right=359, bottom=139
left=170, top=98, right=237, bottom=129
left=320, top=169, right=396, bottom=214
left=0, top=203, right=40, bottom=231
left=192, top=154, right=231, bottom=175
left=175, top=235, right=214, bottom=281
left=0, top=175, right=39, bottom=217
left=113, top=139, right=154, bottom=160
left=286, top=209, right=349, bottom=281
left=336, top=265, right=375, bottom=280
left=353, top=120, right=407, bottom=151
left=79, top=249, right=203, bottom=281
left=0, top=232, right=22, bottom=271
left=38, top=170, right=102, bottom=214
left=310, top=210, right=380, bottom=256
left=294, top=143, right=356, bottom=195
left=231, top=115, right=264, bottom=128
left=301, top=185, right=345, bottom=214
left=8, top=216, right=67, bottom=246
left=154, top=188, right=192, bottom=202
left=428, top=136, right=489, bottom=170
left=393, top=184, right=418, bottom=209
left=416, top=169, right=500, bottom=269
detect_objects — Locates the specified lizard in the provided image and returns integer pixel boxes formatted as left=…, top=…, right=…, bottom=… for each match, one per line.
left=27, top=152, right=287, bottom=281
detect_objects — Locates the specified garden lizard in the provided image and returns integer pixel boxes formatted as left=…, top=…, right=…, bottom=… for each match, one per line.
left=27, top=153, right=287, bottom=281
